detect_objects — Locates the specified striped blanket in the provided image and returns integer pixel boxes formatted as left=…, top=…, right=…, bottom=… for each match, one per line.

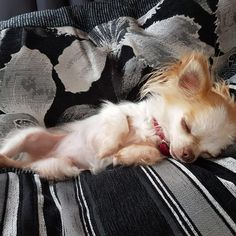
left=0, top=158, right=236, bottom=235
left=0, top=0, right=236, bottom=235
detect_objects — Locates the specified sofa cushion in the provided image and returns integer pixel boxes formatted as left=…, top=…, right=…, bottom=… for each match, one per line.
left=0, top=0, right=112, bottom=21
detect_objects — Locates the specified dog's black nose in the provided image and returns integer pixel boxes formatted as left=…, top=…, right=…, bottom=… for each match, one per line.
left=182, top=148, right=195, bottom=163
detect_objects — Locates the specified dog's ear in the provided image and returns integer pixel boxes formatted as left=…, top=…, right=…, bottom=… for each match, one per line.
left=178, top=53, right=212, bottom=96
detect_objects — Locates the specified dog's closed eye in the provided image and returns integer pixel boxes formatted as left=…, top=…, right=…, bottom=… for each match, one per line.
left=181, top=118, right=191, bottom=134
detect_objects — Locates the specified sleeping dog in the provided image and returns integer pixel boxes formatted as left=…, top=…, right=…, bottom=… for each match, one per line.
left=0, top=52, right=236, bottom=179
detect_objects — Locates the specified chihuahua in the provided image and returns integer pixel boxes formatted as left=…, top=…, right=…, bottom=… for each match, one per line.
left=0, top=52, right=236, bottom=179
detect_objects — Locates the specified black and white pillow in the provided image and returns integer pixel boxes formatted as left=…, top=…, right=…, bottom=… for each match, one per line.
left=0, top=0, right=235, bottom=130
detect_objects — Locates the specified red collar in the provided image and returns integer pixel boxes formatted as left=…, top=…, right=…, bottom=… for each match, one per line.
left=153, top=118, right=170, bottom=156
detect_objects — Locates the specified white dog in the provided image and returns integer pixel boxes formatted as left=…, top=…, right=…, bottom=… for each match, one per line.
left=1, top=52, right=236, bottom=180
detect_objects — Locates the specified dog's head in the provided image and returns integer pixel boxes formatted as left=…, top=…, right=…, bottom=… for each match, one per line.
left=143, top=52, right=236, bottom=162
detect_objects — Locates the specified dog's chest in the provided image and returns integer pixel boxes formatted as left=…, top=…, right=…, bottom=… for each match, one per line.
left=125, top=117, right=159, bottom=146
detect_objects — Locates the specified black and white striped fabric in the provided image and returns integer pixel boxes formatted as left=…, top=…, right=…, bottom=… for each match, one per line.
left=0, top=157, right=236, bottom=235
left=0, top=0, right=236, bottom=235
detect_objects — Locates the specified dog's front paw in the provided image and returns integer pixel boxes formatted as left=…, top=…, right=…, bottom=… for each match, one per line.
left=114, top=144, right=164, bottom=166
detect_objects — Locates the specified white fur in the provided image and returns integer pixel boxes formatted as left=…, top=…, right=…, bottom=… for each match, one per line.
left=0, top=98, right=163, bottom=179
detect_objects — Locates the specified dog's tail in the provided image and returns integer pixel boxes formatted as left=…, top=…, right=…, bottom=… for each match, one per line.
left=0, top=154, right=30, bottom=169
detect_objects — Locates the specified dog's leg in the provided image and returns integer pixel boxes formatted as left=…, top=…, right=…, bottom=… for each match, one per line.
left=28, top=157, right=81, bottom=180
left=114, top=144, right=164, bottom=166
left=0, top=154, right=30, bottom=169
left=0, top=127, right=65, bottom=159
left=0, top=154, right=82, bottom=180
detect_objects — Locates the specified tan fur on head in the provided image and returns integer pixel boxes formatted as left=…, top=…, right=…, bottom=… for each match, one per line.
left=141, top=52, right=213, bottom=99
left=212, top=81, right=235, bottom=105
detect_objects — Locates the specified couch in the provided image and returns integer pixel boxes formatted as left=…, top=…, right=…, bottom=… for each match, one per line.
left=0, top=0, right=236, bottom=235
